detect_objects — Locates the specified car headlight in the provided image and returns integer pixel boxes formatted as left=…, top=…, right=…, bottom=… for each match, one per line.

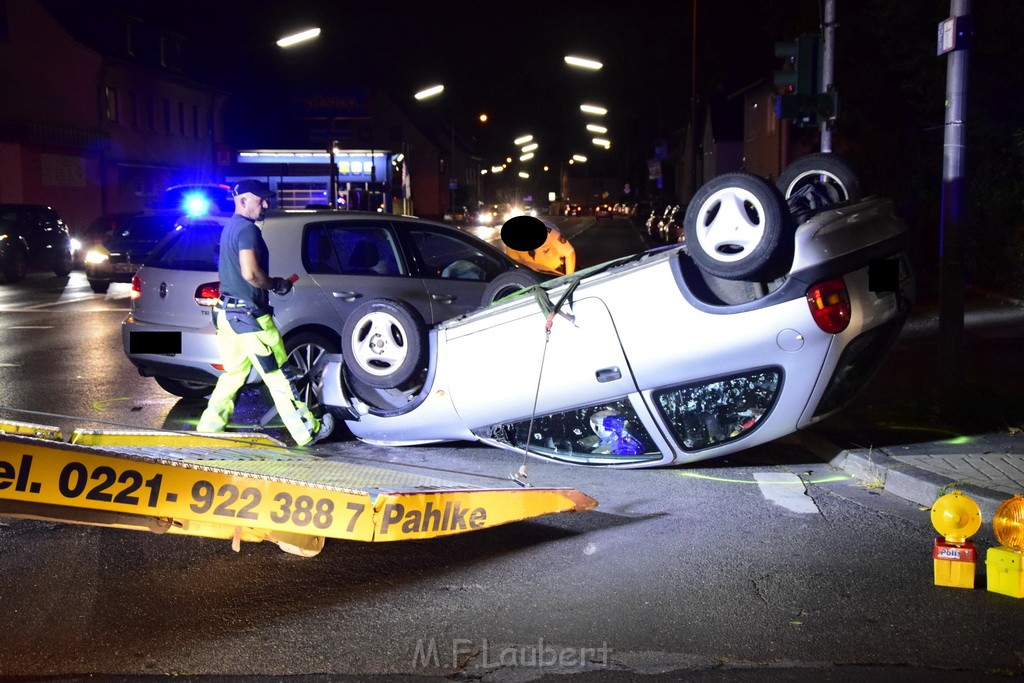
left=69, top=238, right=81, bottom=252
left=84, top=250, right=109, bottom=265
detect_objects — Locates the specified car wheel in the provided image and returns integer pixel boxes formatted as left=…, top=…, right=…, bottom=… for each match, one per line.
left=777, top=153, right=862, bottom=204
left=153, top=375, right=213, bottom=399
left=683, top=172, right=793, bottom=281
left=285, top=331, right=339, bottom=412
left=341, top=299, right=427, bottom=390
left=53, top=249, right=73, bottom=277
left=481, top=269, right=546, bottom=305
left=89, top=280, right=109, bottom=294
left=2, top=249, right=27, bottom=283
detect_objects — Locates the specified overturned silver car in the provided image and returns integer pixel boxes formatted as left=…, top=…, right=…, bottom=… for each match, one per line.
left=320, top=155, right=915, bottom=468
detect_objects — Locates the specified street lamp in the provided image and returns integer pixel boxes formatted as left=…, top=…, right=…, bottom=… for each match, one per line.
left=580, top=103, right=608, bottom=116
left=276, top=27, right=321, bottom=47
left=564, top=55, right=603, bottom=70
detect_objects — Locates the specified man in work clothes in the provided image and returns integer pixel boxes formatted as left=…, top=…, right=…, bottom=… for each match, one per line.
left=197, top=179, right=333, bottom=446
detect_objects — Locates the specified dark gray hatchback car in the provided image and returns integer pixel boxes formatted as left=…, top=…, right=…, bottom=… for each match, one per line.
left=0, top=203, right=74, bottom=282
left=121, top=210, right=543, bottom=404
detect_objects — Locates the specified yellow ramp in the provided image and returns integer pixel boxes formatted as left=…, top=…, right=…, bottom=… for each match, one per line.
left=0, top=422, right=596, bottom=556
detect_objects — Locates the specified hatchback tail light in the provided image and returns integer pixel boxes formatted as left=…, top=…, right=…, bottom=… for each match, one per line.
left=130, top=275, right=142, bottom=301
left=194, top=281, right=220, bottom=307
left=806, top=278, right=851, bottom=334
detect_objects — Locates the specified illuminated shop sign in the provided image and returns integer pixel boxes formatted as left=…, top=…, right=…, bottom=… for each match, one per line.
left=237, top=150, right=388, bottom=183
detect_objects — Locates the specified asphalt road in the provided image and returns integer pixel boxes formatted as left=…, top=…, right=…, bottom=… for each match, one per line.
left=0, top=217, right=1022, bottom=681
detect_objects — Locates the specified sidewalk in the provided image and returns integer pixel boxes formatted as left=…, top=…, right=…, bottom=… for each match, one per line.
left=806, top=285, right=1024, bottom=520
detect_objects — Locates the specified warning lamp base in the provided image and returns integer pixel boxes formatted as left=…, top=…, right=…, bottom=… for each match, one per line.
left=932, top=538, right=977, bottom=589
left=986, top=546, right=1024, bottom=598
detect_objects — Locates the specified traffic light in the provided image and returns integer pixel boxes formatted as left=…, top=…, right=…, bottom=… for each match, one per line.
left=773, top=33, right=821, bottom=96
left=774, top=33, right=833, bottom=127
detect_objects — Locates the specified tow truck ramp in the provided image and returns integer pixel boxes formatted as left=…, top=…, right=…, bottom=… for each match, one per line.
left=0, top=420, right=597, bottom=556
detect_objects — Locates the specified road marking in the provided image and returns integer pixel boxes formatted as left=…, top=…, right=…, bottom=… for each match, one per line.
left=0, top=363, right=20, bottom=368
left=753, top=472, right=820, bottom=514
left=10, top=326, right=53, bottom=330
left=677, top=471, right=847, bottom=485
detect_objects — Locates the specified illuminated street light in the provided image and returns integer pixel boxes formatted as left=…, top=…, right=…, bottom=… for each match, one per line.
left=580, top=103, right=607, bottom=116
left=276, top=27, right=321, bottom=47
left=414, top=84, right=445, bottom=100
left=592, top=137, right=611, bottom=148
left=518, top=171, right=530, bottom=178
left=513, top=134, right=534, bottom=146
left=586, top=124, right=607, bottom=134
left=519, top=152, right=535, bottom=161
left=479, top=113, right=488, bottom=122
left=521, top=142, right=538, bottom=153
left=564, top=55, right=603, bottom=70
left=572, top=154, right=588, bottom=163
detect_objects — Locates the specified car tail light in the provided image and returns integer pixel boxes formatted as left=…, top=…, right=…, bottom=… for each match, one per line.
left=806, top=278, right=851, bottom=334
left=130, top=275, right=142, bottom=301
left=194, top=281, right=220, bottom=307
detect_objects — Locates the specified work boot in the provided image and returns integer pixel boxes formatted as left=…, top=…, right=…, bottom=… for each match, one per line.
left=309, top=413, right=334, bottom=446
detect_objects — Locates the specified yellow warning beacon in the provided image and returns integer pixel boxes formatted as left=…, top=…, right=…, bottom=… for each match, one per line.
left=987, top=494, right=1024, bottom=598
left=930, top=491, right=982, bottom=589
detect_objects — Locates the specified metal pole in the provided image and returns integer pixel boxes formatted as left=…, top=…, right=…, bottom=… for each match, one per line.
left=329, top=140, right=339, bottom=210
left=939, top=0, right=969, bottom=397
left=819, top=0, right=836, bottom=152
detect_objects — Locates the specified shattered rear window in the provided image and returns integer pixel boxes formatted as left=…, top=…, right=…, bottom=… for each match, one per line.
left=653, top=369, right=782, bottom=451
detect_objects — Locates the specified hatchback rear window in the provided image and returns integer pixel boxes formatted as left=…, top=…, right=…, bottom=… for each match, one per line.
left=116, top=214, right=180, bottom=242
left=145, top=220, right=223, bottom=270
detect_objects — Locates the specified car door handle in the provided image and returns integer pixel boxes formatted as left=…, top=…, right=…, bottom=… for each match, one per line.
left=431, top=293, right=455, bottom=304
left=595, top=366, right=622, bottom=383
left=332, top=291, right=360, bottom=302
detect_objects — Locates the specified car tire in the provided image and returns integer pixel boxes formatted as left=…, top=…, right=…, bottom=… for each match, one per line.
left=683, top=172, right=794, bottom=281
left=53, top=249, right=73, bottom=277
left=481, top=269, right=546, bottom=305
left=777, top=153, right=862, bottom=204
left=341, top=299, right=427, bottom=390
left=2, top=249, right=27, bottom=283
left=89, top=280, right=109, bottom=294
left=285, top=331, right=339, bottom=412
left=154, top=375, right=213, bottom=399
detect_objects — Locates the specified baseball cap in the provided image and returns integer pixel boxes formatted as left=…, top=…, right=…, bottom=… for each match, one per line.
left=232, top=179, right=276, bottom=199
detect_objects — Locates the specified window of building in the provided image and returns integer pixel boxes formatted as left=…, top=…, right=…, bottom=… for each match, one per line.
left=129, top=91, right=138, bottom=128
left=192, top=105, right=199, bottom=137
left=146, top=96, right=155, bottom=131
left=104, top=86, right=119, bottom=123
left=163, top=99, right=171, bottom=133
left=178, top=102, right=185, bottom=135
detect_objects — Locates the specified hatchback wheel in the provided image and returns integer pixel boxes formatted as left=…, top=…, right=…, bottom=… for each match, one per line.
left=2, top=249, right=27, bottom=283
left=777, top=153, right=861, bottom=205
left=481, top=269, right=546, bottom=305
left=53, top=249, right=73, bottom=277
left=683, top=173, right=793, bottom=281
left=89, top=280, right=109, bottom=294
left=285, top=332, right=339, bottom=412
left=341, top=299, right=427, bottom=389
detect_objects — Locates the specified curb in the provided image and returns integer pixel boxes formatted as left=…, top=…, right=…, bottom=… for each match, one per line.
left=796, top=431, right=1008, bottom=523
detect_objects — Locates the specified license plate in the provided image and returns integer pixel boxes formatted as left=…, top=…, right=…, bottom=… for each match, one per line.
left=112, top=263, right=139, bottom=274
left=129, top=331, right=181, bottom=355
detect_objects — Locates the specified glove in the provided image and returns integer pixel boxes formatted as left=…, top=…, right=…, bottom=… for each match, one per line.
left=271, top=276, right=293, bottom=296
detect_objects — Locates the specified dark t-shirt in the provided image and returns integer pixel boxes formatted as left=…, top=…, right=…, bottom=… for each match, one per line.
left=218, top=213, right=270, bottom=312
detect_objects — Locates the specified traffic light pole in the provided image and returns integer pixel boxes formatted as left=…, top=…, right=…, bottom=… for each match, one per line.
left=819, top=0, right=836, bottom=153
left=939, top=0, right=970, bottom=401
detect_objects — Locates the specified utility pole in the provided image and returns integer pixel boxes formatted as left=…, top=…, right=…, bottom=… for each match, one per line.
left=819, top=0, right=837, bottom=152
left=938, top=0, right=970, bottom=399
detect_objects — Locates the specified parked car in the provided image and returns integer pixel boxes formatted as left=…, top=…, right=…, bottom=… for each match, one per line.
left=0, top=204, right=74, bottom=283
left=319, top=154, right=915, bottom=468
left=121, top=211, right=546, bottom=404
left=84, top=210, right=183, bottom=293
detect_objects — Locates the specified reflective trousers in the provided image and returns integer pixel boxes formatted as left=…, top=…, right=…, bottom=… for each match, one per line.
left=197, top=309, right=319, bottom=446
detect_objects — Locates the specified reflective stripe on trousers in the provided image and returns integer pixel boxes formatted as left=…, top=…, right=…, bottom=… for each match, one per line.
left=197, top=310, right=319, bottom=446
